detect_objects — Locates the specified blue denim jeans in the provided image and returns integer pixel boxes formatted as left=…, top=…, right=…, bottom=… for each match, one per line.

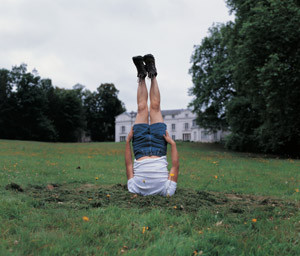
left=132, top=122, right=167, bottom=160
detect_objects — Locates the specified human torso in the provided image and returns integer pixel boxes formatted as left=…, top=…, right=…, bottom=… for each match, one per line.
left=132, top=156, right=169, bottom=195
left=136, top=155, right=161, bottom=161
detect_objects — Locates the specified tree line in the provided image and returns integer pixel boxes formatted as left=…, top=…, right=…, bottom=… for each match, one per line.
left=189, top=0, right=300, bottom=156
left=0, top=64, right=125, bottom=142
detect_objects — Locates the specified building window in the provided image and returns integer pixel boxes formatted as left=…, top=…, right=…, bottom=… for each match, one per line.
left=184, top=123, right=189, bottom=130
left=201, top=131, right=210, bottom=140
left=172, top=114, right=175, bottom=118
left=120, top=136, right=126, bottom=142
left=193, top=131, right=197, bottom=141
left=193, top=119, right=197, bottom=126
left=172, top=124, right=176, bottom=131
left=185, top=113, right=188, bottom=117
left=214, top=132, right=218, bottom=140
left=183, top=133, right=191, bottom=141
left=121, top=126, right=126, bottom=133
left=172, top=135, right=176, bottom=140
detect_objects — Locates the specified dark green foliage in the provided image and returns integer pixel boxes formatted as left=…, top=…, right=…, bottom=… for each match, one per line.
left=0, top=64, right=57, bottom=141
left=189, top=0, right=300, bottom=155
left=12, top=65, right=57, bottom=141
left=0, top=68, right=15, bottom=138
left=0, top=64, right=125, bottom=142
left=189, top=24, right=235, bottom=132
left=84, top=83, right=126, bottom=141
left=48, top=87, right=85, bottom=142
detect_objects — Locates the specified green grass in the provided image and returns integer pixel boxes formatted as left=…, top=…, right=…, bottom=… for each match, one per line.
left=0, top=139, right=299, bottom=255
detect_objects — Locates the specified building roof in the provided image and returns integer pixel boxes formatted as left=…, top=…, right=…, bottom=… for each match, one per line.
left=161, top=109, right=185, bottom=116
left=116, top=109, right=190, bottom=118
left=115, top=111, right=136, bottom=118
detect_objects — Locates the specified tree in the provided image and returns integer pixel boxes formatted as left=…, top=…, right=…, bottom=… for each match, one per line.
left=0, top=64, right=126, bottom=142
left=10, top=64, right=57, bottom=141
left=189, top=0, right=300, bottom=155
left=47, top=87, right=85, bottom=142
left=84, top=83, right=125, bottom=141
left=0, top=68, right=16, bottom=139
left=189, top=24, right=235, bottom=131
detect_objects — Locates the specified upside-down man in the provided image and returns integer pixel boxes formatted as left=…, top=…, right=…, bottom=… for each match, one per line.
left=125, top=54, right=179, bottom=196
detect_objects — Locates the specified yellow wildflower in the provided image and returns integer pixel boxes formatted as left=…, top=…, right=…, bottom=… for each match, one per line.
left=214, top=175, right=218, bottom=179
left=82, top=216, right=89, bottom=222
left=95, top=177, right=99, bottom=180
left=252, top=218, right=257, bottom=223
left=170, top=173, right=175, bottom=177
left=173, top=206, right=177, bottom=209
left=107, top=194, right=110, bottom=198
left=295, top=188, right=299, bottom=193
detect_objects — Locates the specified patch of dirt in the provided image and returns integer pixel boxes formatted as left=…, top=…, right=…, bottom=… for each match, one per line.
left=5, top=182, right=24, bottom=192
left=8, top=183, right=299, bottom=217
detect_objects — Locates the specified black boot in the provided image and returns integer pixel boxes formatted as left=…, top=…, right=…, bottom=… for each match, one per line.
left=132, top=56, right=147, bottom=79
left=143, top=54, right=157, bottom=78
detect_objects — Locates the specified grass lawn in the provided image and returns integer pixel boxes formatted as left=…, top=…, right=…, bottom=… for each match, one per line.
left=0, top=139, right=299, bottom=255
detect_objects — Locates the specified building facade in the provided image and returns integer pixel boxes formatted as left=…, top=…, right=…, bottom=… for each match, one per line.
left=115, top=109, right=227, bottom=142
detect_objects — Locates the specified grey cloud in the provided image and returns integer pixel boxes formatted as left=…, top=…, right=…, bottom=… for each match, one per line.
left=0, top=0, right=233, bottom=112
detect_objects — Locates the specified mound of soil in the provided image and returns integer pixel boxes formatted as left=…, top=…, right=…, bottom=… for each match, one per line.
left=19, top=183, right=299, bottom=218
left=5, top=182, right=24, bottom=192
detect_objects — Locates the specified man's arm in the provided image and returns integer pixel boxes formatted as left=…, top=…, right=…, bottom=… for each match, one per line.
left=125, top=128, right=134, bottom=180
left=163, top=131, right=179, bottom=182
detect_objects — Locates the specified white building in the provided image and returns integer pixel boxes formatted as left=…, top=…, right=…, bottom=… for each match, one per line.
left=115, top=109, right=227, bottom=142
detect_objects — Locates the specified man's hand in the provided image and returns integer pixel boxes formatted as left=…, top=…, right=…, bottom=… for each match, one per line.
left=163, top=130, right=175, bottom=145
left=126, top=127, right=133, bottom=142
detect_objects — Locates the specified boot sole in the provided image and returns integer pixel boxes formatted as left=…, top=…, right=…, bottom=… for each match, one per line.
left=143, top=54, right=157, bottom=78
left=132, top=56, right=147, bottom=78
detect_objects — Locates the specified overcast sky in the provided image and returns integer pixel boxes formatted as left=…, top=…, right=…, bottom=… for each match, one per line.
left=0, top=0, right=233, bottom=111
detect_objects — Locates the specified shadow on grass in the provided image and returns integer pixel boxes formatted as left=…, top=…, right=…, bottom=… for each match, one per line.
left=5, top=182, right=299, bottom=220
left=188, top=142, right=300, bottom=159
